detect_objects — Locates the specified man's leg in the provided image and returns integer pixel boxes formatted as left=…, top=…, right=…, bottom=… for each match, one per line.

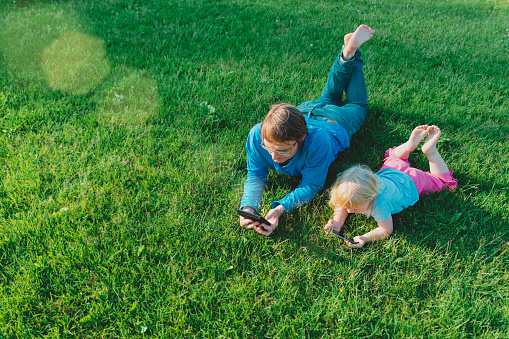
left=317, top=26, right=374, bottom=138
left=319, top=53, right=360, bottom=105
left=343, top=25, right=375, bottom=60
left=320, top=25, right=374, bottom=106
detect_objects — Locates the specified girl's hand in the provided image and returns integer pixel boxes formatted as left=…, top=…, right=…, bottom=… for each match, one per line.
left=324, top=219, right=342, bottom=234
left=346, top=236, right=366, bottom=248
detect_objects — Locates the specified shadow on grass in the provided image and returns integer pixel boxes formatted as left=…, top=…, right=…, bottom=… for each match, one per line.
left=267, top=104, right=508, bottom=263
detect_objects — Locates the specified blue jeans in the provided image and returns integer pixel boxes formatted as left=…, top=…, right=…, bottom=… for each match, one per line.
left=297, top=49, right=367, bottom=140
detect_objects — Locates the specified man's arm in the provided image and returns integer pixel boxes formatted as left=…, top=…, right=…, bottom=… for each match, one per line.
left=271, top=140, right=334, bottom=212
left=240, top=172, right=267, bottom=212
left=239, top=126, right=270, bottom=228
left=249, top=140, right=330, bottom=235
left=270, top=181, right=322, bottom=211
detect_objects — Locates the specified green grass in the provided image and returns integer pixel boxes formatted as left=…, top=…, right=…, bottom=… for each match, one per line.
left=0, top=0, right=508, bottom=337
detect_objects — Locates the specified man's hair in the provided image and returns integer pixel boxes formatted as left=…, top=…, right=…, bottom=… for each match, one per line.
left=329, top=165, right=380, bottom=214
left=260, top=103, right=308, bottom=143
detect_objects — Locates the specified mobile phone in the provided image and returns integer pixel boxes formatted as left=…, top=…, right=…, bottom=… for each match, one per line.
left=325, top=229, right=358, bottom=244
left=236, top=209, right=271, bottom=225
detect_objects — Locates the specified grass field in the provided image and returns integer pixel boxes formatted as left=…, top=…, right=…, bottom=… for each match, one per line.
left=0, top=0, right=508, bottom=337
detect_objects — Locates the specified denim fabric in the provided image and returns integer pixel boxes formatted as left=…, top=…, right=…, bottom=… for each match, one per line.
left=297, top=49, right=367, bottom=140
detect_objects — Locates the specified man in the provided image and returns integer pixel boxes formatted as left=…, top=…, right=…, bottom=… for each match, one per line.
left=239, top=25, right=375, bottom=235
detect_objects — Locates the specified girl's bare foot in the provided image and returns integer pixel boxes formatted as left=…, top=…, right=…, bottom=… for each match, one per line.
left=422, top=126, right=449, bottom=175
left=343, top=25, right=375, bottom=59
left=422, top=125, right=441, bottom=155
left=391, top=125, right=428, bottom=159
left=406, top=125, right=429, bottom=152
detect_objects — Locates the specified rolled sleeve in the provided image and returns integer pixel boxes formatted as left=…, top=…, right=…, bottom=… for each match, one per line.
left=240, top=125, right=269, bottom=211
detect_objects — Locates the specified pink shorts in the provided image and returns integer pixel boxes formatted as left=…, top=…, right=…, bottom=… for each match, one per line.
left=379, top=147, right=458, bottom=196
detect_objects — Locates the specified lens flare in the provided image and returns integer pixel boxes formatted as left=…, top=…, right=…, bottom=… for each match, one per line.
left=42, top=32, right=110, bottom=94
left=0, top=5, right=82, bottom=82
left=98, top=71, right=161, bottom=127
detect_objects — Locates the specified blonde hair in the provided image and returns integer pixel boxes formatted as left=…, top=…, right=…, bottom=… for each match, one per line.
left=329, top=165, right=379, bottom=213
left=261, top=103, right=308, bottom=143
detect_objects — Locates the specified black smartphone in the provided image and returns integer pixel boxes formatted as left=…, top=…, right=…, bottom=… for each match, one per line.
left=236, top=209, right=271, bottom=225
left=325, top=229, right=358, bottom=244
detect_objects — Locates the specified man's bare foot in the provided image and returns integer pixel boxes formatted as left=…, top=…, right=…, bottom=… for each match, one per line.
left=422, top=125, right=441, bottom=155
left=343, top=25, right=375, bottom=60
left=344, top=33, right=353, bottom=46
left=406, top=125, right=429, bottom=152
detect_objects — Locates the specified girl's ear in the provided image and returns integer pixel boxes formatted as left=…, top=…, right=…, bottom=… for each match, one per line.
left=300, top=134, right=307, bottom=142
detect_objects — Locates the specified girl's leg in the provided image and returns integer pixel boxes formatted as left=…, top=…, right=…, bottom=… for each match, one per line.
left=422, top=125, right=450, bottom=175
left=391, top=125, right=429, bottom=160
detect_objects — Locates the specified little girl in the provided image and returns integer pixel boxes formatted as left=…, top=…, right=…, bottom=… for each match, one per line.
left=324, top=125, right=457, bottom=248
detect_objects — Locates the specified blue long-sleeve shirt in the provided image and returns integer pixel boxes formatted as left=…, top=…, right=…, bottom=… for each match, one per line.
left=240, top=118, right=350, bottom=212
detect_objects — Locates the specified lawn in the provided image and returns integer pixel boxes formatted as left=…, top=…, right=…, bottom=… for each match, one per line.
left=0, top=0, right=508, bottom=337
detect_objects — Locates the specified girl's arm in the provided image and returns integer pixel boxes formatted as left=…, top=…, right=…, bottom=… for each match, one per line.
left=324, top=207, right=349, bottom=233
left=347, top=214, right=394, bottom=248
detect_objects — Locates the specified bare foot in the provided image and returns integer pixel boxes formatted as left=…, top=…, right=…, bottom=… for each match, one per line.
left=422, top=125, right=441, bottom=155
left=406, top=125, right=429, bottom=152
left=343, top=25, right=375, bottom=59
left=344, top=33, right=353, bottom=46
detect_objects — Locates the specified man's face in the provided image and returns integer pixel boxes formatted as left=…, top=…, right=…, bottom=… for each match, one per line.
left=261, top=139, right=300, bottom=164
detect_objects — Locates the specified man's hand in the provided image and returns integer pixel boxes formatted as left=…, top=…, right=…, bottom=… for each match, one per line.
left=255, top=205, right=285, bottom=236
left=239, top=206, right=260, bottom=229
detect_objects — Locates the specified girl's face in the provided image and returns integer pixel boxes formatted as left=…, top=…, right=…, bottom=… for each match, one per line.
left=347, top=201, right=371, bottom=214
